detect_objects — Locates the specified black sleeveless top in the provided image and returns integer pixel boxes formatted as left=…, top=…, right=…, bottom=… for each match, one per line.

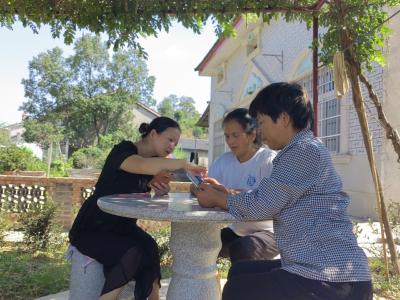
left=69, top=140, right=153, bottom=242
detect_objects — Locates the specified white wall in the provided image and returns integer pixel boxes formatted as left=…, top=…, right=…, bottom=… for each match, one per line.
left=381, top=7, right=400, bottom=208
left=132, top=106, right=159, bottom=127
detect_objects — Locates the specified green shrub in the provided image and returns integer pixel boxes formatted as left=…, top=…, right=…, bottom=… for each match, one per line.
left=172, top=146, right=187, bottom=160
left=150, top=226, right=172, bottom=266
left=17, top=201, right=58, bottom=252
left=70, top=146, right=108, bottom=169
left=49, top=159, right=72, bottom=177
left=0, top=145, right=46, bottom=173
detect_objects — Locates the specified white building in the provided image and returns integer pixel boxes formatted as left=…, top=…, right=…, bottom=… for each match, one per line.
left=4, top=122, right=43, bottom=159
left=134, top=102, right=161, bottom=126
left=195, top=14, right=400, bottom=219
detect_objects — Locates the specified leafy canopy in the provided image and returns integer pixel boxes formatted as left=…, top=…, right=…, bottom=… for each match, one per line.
left=1, top=1, right=399, bottom=68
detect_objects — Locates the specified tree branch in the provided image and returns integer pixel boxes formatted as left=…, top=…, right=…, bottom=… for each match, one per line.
left=358, top=71, right=400, bottom=163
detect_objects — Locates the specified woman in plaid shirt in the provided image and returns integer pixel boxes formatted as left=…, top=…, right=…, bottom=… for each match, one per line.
left=197, top=82, right=372, bottom=300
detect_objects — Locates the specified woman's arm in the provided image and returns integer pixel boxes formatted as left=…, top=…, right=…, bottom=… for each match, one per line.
left=120, top=155, right=205, bottom=175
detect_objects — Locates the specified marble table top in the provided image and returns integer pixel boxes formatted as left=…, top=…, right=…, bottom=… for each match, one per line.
left=98, top=192, right=238, bottom=223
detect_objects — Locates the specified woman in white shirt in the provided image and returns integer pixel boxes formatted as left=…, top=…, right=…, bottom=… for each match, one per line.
left=200, top=108, right=278, bottom=263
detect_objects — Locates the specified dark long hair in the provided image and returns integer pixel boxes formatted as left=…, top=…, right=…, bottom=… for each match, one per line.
left=139, top=116, right=181, bottom=139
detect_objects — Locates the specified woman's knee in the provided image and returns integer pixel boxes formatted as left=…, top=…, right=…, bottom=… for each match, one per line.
left=229, top=236, right=256, bottom=262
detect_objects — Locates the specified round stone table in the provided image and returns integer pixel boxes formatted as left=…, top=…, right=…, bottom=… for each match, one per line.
left=97, top=192, right=237, bottom=300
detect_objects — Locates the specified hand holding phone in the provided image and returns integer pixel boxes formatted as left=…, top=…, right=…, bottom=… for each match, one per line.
left=186, top=172, right=204, bottom=188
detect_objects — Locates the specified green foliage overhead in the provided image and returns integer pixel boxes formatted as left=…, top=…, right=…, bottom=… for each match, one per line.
left=317, top=2, right=399, bottom=70
left=2, top=1, right=399, bottom=70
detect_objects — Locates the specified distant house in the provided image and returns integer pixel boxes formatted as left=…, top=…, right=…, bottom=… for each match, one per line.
left=178, top=137, right=209, bottom=167
left=4, top=122, right=43, bottom=159
left=195, top=14, right=400, bottom=219
left=133, top=102, right=160, bottom=126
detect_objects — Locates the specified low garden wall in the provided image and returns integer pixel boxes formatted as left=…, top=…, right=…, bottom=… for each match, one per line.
left=0, top=175, right=190, bottom=229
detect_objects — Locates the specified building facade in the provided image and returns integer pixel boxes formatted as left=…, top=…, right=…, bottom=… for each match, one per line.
left=196, top=14, right=400, bottom=218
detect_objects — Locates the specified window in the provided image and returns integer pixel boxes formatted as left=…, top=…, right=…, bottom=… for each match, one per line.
left=213, top=118, right=225, bottom=161
left=242, top=72, right=263, bottom=98
left=319, top=98, right=341, bottom=152
left=318, top=68, right=335, bottom=94
left=297, top=68, right=341, bottom=153
left=318, top=68, right=340, bottom=152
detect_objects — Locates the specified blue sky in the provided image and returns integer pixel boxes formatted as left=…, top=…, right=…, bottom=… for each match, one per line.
left=0, top=22, right=217, bottom=125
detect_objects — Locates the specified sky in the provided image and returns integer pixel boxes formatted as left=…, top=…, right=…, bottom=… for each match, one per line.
left=0, top=21, right=217, bottom=125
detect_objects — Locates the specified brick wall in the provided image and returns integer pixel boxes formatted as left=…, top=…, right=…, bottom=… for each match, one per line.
left=0, top=175, right=97, bottom=229
left=0, top=175, right=190, bottom=229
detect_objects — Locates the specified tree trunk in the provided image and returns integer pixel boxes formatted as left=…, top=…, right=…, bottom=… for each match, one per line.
left=341, top=29, right=400, bottom=275
left=358, top=71, right=400, bottom=163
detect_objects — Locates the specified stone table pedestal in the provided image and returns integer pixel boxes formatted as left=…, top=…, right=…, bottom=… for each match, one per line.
left=98, top=192, right=237, bottom=300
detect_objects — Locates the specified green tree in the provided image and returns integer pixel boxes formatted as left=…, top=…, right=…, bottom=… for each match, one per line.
left=157, top=94, right=179, bottom=118
left=20, top=34, right=155, bottom=151
left=22, top=119, right=64, bottom=149
left=0, top=124, right=10, bottom=146
left=157, top=95, right=207, bottom=138
left=0, top=145, right=46, bottom=173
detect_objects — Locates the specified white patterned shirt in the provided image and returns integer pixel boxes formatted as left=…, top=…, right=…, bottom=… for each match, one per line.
left=227, top=130, right=371, bottom=282
left=209, top=148, right=276, bottom=235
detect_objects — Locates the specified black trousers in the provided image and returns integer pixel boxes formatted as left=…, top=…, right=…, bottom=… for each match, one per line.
left=222, top=260, right=373, bottom=300
left=220, top=227, right=279, bottom=263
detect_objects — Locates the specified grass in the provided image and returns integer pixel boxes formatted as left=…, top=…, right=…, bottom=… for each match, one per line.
left=0, top=223, right=399, bottom=300
left=0, top=243, right=70, bottom=300
left=369, top=257, right=400, bottom=300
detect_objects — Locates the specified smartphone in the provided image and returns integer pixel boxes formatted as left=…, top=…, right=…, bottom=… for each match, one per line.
left=186, top=172, right=203, bottom=188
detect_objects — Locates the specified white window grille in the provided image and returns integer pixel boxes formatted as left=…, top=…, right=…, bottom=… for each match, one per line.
left=297, top=68, right=341, bottom=153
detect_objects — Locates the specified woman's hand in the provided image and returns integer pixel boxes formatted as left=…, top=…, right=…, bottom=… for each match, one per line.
left=196, top=183, right=228, bottom=210
left=189, top=183, right=200, bottom=196
left=149, top=181, right=171, bottom=196
left=202, top=177, right=229, bottom=194
left=149, top=171, right=174, bottom=185
left=184, top=162, right=207, bottom=176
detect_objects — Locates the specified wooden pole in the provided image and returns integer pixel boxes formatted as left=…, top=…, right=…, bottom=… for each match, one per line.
left=341, top=29, right=399, bottom=275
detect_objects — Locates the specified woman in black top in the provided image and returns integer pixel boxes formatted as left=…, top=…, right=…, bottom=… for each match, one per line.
left=69, top=117, right=206, bottom=300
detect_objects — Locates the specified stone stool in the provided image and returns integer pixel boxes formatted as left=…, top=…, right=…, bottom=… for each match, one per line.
left=69, top=247, right=135, bottom=300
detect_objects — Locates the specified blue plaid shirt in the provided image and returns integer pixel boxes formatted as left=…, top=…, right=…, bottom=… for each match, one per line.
left=227, top=130, right=371, bottom=282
